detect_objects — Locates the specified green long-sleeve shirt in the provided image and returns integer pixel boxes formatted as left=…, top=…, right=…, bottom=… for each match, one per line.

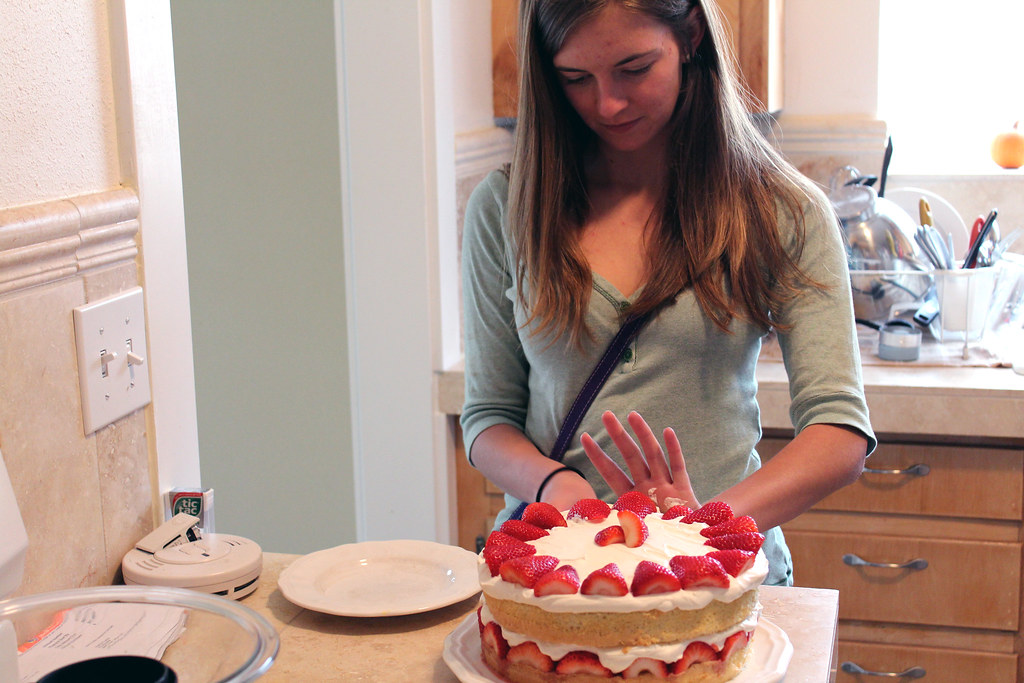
left=460, top=170, right=875, bottom=585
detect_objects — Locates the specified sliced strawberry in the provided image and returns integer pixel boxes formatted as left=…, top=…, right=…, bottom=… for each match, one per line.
left=617, top=509, right=649, bottom=547
left=507, top=641, right=555, bottom=672
left=580, top=563, right=629, bottom=596
left=567, top=498, right=612, bottom=523
left=481, top=621, right=509, bottom=659
left=594, top=525, right=625, bottom=546
left=476, top=605, right=484, bottom=633
left=700, top=515, right=759, bottom=538
left=534, top=565, right=580, bottom=596
left=671, top=641, right=717, bottom=674
left=555, top=651, right=612, bottom=677
left=704, top=531, right=765, bottom=553
left=706, top=549, right=756, bottom=577
left=662, top=504, right=693, bottom=521
left=623, top=657, right=669, bottom=678
left=522, top=502, right=568, bottom=529
left=630, top=560, right=681, bottom=596
left=482, top=532, right=536, bottom=576
left=669, top=555, right=731, bottom=589
left=719, top=630, right=752, bottom=661
left=612, top=491, right=657, bottom=518
left=499, top=519, right=550, bottom=542
left=500, top=554, right=559, bottom=588
left=681, top=501, right=734, bottom=525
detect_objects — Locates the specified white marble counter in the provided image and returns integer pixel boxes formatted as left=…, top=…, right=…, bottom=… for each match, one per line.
left=246, top=552, right=839, bottom=682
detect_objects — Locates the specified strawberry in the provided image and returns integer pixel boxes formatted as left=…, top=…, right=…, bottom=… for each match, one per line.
left=671, top=641, right=717, bottom=674
left=612, top=491, right=657, bottom=518
left=555, top=651, right=612, bottom=677
left=480, top=621, right=509, bottom=659
left=482, top=532, right=536, bottom=576
left=476, top=605, right=484, bottom=633
left=706, top=549, right=756, bottom=577
left=700, top=515, right=759, bottom=538
left=617, top=509, right=649, bottom=547
left=662, top=504, right=693, bottom=521
left=567, top=498, right=612, bottom=522
left=594, top=525, right=625, bottom=546
left=682, top=501, right=734, bottom=525
left=534, top=565, right=581, bottom=596
left=630, top=560, right=681, bottom=596
left=580, top=563, right=629, bottom=596
left=719, top=631, right=752, bottom=661
left=507, top=641, right=555, bottom=672
left=669, top=555, right=731, bottom=589
left=500, top=554, right=559, bottom=588
left=623, top=658, right=669, bottom=678
left=499, top=519, right=550, bottom=542
left=522, top=502, right=568, bottom=529
left=704, top=531, right=765, bottom=553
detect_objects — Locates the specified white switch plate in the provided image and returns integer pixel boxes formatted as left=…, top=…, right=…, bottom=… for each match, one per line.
left=73, top=287, right=152, bottom=434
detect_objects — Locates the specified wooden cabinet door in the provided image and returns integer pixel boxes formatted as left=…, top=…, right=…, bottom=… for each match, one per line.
left=491, top=0, right=784, bottom=119
left=786, top=529, right=1022, bottom=631
left=838, top=641, right=1018, bottom=683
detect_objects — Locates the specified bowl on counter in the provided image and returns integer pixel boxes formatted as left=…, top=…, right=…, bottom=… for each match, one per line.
left=0, top=585, right=278, bottom=683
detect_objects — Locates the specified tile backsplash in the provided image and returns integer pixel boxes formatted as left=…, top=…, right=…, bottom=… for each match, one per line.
left=0, top=188, right=156, bottom=597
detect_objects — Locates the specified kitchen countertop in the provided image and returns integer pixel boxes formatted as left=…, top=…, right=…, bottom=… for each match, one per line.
left=247, top=552, right=839, bottom=682
left=437, top=354, right=1024, bottom=443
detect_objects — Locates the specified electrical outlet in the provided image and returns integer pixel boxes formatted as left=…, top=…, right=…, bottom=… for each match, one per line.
left=73, top=287, right=152, bottom=434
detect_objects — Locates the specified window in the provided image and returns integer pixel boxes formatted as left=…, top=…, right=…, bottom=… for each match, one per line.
left=878, top=1, right=1024, bottom=174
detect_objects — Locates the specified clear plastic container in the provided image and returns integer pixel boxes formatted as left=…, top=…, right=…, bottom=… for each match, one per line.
left=0, top=585, right=278, bottom=683
left=934, top=267, right=998, bottom=342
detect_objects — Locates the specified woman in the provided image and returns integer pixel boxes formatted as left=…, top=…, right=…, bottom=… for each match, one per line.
left=460, top=0, right=874, bottom=585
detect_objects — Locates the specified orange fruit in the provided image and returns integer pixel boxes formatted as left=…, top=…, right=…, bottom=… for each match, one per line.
left=991, top=121, right=1024, bottom=169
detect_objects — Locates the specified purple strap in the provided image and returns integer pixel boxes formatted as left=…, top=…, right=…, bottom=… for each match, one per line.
left=509, top=311, right=651, bottom=521
left=548, top=311, right=651, bottom=462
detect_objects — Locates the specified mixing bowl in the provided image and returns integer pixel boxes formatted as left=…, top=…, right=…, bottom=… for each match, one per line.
left=0, top=585, right=278, bottom=683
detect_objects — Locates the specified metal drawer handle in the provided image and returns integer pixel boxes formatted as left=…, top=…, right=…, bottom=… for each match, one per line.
left=841, top=661, right=926, bottom=678
left=862, top=463, right=930, bottom=476
left=843, top=553, right=928, bottom=571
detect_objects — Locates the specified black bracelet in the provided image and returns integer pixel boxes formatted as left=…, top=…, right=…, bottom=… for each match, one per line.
left=536, top=465, right=585, bottom=502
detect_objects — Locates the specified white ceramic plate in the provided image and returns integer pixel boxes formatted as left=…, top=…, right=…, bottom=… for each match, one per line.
left=278, top=540, right=480, bottom=617
left=886, top=187, right=970, bottom=260
left=443, top=613, right=793, bottom=683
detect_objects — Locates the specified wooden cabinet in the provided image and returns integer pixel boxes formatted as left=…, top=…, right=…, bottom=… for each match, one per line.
left=762, top=435, right=1024, bottom=681
left=491, top=0, right=784, bottom=119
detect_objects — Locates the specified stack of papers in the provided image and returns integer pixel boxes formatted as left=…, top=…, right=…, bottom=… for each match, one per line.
left=16, top=603, right=186, bottom=682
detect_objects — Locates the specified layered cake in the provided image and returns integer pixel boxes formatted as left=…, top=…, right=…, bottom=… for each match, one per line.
left=477, top=493, right=768, bottom=682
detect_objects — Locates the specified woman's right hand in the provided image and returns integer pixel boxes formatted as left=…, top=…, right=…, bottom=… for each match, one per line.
left=581, top=410, right=700, bottom=512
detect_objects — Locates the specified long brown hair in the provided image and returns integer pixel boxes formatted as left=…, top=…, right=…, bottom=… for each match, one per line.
left=509, top=0, right=823, bottom=347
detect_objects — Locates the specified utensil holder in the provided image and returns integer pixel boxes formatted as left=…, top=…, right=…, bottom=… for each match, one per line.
left=934, top=268, right=998, bottom=343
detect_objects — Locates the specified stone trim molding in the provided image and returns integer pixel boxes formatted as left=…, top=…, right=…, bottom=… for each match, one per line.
left=0, top=188, right=139, bottom=295
left=774, top=114, right=890, bottom=187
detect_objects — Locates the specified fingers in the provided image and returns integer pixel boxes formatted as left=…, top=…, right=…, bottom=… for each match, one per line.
left=601, top=411, right=651, bottom=483
left=580, top=432, right=633, bottom=494
left=626, top=411, right=672, bottom=482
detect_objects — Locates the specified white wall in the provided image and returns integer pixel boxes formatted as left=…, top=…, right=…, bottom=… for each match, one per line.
left=0, top=1, right=119, bottom=205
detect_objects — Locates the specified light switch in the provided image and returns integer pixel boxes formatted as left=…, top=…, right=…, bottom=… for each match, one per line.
left=73, top=287, right=152, bottom=434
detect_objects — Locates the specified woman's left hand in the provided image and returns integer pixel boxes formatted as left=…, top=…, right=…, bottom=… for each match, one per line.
left=581, top=410, right=700, bottom=512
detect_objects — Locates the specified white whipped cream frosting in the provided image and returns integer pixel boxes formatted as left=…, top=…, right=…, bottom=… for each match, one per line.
left=479, top=511, right=769, bottom=613
left=480, top=601, right=760, bottom=673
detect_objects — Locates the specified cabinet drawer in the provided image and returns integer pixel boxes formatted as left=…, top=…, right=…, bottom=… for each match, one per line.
left=759, top=439, right=1024, bottom=520
left=786, top=530, right=1021, bottom=630
left=838, top=641, right=1017, bottom=683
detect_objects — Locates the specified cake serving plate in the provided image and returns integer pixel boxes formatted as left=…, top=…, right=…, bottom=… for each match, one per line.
left=443, top=613, right=793, bottom=683
left=278, top=540, right=479, bottom=617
